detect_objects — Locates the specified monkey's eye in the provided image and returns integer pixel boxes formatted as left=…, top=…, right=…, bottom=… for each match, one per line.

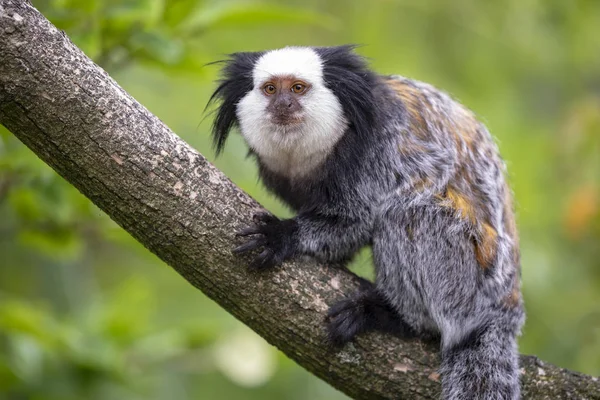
left=291, top=83, right=307, bottom=94
left=263, top=84, right=276, bottom=95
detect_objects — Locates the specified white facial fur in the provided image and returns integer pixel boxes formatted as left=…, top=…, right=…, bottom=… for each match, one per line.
left=236, top=47, right=348, bottom=179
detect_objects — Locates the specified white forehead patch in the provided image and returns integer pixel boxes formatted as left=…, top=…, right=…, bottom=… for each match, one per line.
left=253, top=47, right=323, bottom=86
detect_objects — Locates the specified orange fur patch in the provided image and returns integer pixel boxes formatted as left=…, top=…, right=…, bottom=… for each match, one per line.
left=474, top=223, right=498, bottom=269
left=449, top=105, right=480, bottom=150
left=437, top=187, right=477, bottom=225
left=387, top=78, right=481, bottom=149
left=447, top=188, right=477, bottom=224
left=386, top=79, right=430, bottom=139
left=503, top=277, right=521, bottom=308
left=437, top=187, right=498, bottom=269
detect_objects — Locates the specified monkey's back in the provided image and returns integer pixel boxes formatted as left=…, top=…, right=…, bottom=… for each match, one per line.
left=382, top=76, right=521, bottom=308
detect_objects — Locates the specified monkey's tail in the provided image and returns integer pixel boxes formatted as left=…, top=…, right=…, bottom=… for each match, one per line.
left=440, top=317, right=522, bottom=400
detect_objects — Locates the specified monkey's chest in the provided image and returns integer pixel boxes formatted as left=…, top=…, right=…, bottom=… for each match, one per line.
left=258, top=149, right=330, bottom=181
left=258, top=164, right=329, bottom=212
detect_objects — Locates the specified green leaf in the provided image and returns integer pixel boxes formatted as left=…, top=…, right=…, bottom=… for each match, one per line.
left=8, top=335, right=45, bottom=384
left=104, top=0, right=165, bottom=28
left=18, top=228, right=83, bottom=261
left=128, top=30, right=185, bottom=65
left=179, top=3, right=340, bottom=35
left=0, top=358, right=19, bottom=391
left=162, top=0, right=207, bottom=28
left=8, top=189, right=43, bottom=221
left=100, top=278, right=154, bottom=343
left=0, top=301, right=55, bottom=343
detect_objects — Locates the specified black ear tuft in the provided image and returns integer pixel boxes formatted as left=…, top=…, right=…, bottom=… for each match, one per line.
left=313, top=45, right=378, bottom=139
left=206, top=52, right=264, bottom=155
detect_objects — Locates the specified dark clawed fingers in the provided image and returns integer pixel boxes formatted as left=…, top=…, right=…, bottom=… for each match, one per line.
left=232, top=238, right=267, bottom=254
left=233, top=212, right=296, bottom=270
left=249, top=248, right=276, bottom=270
left=326, top=298, right=355, bottom=318
left=235, top=226, right=263, bottom=237
left=253, top=212, right=279, bottom=224
left=325, top=298, right=365, bottom=347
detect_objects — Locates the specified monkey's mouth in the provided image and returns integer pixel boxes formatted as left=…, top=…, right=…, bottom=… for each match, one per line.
left=270, top=113, right=304, bottom=126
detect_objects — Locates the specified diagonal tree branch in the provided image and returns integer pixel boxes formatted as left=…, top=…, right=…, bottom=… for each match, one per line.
left=0, top=1, right=598, bottom=398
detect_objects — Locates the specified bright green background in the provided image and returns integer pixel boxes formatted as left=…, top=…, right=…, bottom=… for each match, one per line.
left=1, top=0, right=599, bottom=399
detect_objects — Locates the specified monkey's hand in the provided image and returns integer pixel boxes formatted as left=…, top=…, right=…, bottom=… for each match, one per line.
left=233, top=212, right=298, bottom=270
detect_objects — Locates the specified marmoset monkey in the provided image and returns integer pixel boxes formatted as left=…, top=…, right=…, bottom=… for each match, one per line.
left=208, top=45, right=524, bottom=400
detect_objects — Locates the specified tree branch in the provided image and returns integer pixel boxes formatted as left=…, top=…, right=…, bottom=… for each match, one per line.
left=0, top=1, right=598, bottom=398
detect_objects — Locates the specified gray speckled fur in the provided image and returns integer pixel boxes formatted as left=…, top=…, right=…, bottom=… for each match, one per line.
left=216, top=48, right=525, bottom=399
left=288, top=78, right=521, bottom=399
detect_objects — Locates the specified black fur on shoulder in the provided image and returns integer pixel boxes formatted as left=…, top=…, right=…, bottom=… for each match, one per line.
left=206, top=51, right=264, bottom=155
left=313, top=45, right=379, bottom=139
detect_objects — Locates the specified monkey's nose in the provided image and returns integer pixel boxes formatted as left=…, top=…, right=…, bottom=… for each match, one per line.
left=275, top=103, right=293, bottom=113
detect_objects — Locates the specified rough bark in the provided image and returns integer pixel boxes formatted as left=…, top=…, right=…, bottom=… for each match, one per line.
left=0, top=1, right=598, bottom=399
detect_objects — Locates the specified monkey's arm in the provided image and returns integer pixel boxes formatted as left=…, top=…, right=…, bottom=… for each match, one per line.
left=295, top=209, right=372, bottom=262
left=234, top=206, right=373, bottom=270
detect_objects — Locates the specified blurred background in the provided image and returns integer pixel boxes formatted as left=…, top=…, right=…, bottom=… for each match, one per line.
left=1, top=0, right=599, bottom=398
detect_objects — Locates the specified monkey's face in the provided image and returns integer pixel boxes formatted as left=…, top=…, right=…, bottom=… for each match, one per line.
left=236, top=47, right=347, bottom=154
left=261, top=77, right=309, bottom=126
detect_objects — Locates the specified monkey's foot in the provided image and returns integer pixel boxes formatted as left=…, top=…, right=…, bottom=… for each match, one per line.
left=326, top=294, right=369, bottom=347
left=325, top=279, right=416, bottom=347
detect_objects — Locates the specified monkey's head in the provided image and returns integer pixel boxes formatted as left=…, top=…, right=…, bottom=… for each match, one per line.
left=208, top=46, right=378, bottom=158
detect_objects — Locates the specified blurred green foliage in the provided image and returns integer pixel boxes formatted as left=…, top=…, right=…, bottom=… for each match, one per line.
left=1, top=0, right=599, bottom=398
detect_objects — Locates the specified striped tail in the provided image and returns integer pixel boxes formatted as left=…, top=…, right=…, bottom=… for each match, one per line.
left=440, top=317, right=522, bottom=400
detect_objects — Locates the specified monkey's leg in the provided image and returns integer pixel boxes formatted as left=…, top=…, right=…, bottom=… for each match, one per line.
left=375, top=201, right=523, bottom=399
left=325, top=277, right=416, bottom=346
left=370, top=203, right=441, bottom=338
